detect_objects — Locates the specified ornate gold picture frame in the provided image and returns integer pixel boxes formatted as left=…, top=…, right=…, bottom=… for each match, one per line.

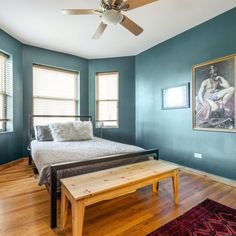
left=192, top=54, right=236, bottom=132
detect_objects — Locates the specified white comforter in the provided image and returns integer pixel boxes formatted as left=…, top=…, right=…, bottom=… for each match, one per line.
left=31, top=137, right=144, bottom=185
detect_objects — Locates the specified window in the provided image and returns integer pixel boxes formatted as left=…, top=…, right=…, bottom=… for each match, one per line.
left=96, top=72, right=119, bottom=128
left=33, top=65, right=79, bottom=125
left=0, top=52, right=12, bottom=132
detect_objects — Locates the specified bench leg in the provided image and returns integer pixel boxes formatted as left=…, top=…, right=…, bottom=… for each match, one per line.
left=72, top=200, right=85, bottom=236
left=152, top=183, right=157, bottom=193
left=61, top=190, right=69, bottom=229
left=172, top=170, right=179, bottom=204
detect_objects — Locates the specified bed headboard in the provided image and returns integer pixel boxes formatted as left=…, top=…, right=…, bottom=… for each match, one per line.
left=28, top=115, right=93, bottom=141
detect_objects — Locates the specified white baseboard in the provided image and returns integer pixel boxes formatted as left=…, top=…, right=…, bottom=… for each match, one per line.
left=160, top=159, right=236, bottom=188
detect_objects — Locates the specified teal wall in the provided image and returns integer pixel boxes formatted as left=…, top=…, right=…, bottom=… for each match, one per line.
left=22, top=45, right=89, bottom=154
left=89, top=57, right=136, bottom=144
left=135, top=8, right=236, bottom=180
left=0, top=29, right=23, bottom=164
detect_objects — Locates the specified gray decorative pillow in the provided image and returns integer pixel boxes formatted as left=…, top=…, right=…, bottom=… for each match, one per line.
left=34, top=125, right=53, bottom=141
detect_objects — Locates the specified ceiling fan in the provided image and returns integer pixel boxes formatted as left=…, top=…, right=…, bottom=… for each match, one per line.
left=62, top=0, right=158, bottom=39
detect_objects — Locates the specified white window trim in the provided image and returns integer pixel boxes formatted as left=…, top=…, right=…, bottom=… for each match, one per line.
left=0, top=52, right=12, bottom=133
left=32, top=64, right=80, bottom=124
left=95, top=72, right=119, bottom=129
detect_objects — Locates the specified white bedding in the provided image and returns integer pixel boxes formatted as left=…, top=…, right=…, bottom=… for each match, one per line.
left=31, top=137, right=144, bottom=185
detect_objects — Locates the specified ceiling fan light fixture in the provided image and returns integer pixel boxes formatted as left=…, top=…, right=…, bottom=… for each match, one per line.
left=101, top=10, right=123, bottom=25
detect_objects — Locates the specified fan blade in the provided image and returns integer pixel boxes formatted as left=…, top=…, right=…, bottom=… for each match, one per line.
left=120, top=16, right=143, bottom=36
left=92, top=22, right=108, bottom=39
left=125, top=0, right=158, bottom=10
left=62, top=9, right=100, bottom=15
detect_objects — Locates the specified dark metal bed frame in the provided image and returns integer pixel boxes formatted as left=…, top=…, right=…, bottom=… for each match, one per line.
left=28, top=115, right=159, bottom=229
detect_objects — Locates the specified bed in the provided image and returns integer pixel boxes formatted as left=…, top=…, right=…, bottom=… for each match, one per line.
left=28, top=115, right=159, bottom=228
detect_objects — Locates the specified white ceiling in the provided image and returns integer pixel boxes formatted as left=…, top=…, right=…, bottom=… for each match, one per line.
left=0, top=0, right=235, bottom=59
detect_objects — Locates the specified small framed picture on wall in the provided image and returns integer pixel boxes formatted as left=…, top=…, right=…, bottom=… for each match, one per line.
left=162, top=83, right=190, bottom=110
left=192, top=54, right=236, bottom=132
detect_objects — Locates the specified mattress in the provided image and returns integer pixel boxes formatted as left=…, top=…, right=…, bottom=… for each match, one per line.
left=31, top=137, right=148, bottom=186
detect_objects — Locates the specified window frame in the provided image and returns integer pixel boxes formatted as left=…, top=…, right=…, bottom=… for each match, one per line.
left=95, top=71, right=119, bottom=129
left=32, top=64, right=80, bottom=124
left=0, top=52, right=11, bottom=133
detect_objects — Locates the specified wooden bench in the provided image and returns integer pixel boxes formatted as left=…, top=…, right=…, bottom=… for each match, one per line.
left=60, top=160, right=179, bottom=236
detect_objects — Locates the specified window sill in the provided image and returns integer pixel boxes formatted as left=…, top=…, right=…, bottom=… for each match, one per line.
left=95, top=127, right=119, bottom=129
left=0, top=130, right=14, bottom=135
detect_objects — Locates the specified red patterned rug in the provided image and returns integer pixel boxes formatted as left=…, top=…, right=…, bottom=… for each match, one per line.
left=148, top=199, right=236, bottom=236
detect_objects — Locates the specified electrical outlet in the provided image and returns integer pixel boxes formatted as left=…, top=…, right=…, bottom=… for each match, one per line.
left=194, top=153, right=202, bottom=159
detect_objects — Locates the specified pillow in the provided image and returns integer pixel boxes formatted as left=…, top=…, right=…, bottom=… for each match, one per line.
left=49, top=121, right=93, bottom=141
left=34, top=125, right=53, bottom=141
left=49, top=122, right=74, bottom=142
left=72, top=121, right=93, bottom=141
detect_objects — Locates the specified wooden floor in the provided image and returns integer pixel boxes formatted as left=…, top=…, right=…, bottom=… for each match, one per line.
left=0, top=159, right=236, bottom=236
